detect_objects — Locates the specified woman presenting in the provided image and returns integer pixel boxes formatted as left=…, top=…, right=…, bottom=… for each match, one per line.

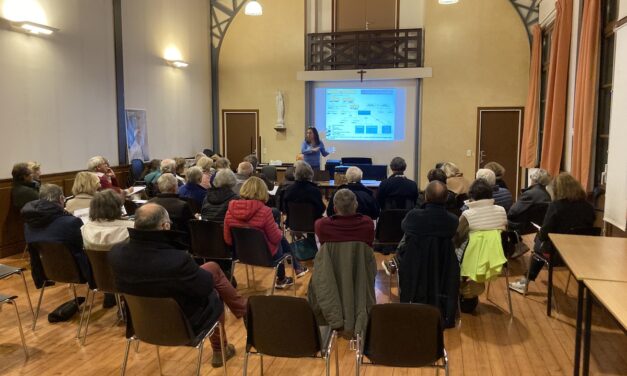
left=301, top=127, right=333, bottom=170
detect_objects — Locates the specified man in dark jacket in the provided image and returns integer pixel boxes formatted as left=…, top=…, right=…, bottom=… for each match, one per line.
left=22, top=184, right=93, bottom=288
left=507, top=168, right=552, bottom=234
left=11, top=162, right=39, bottom=210
left=383, top=181, right=459, bottom=328
left=376, top=157, right=418, bottom=210
left=148, top=173, right=194, bottom=236
left=327, top=166, right=380, bottom=220
left=110, top=203, right=246, bottom=367
left=282, top=161, right=325, bottom=227
left=201, top=169, right=240, bottom=222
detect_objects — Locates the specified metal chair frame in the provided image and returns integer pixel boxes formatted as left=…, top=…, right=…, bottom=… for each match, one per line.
left=0, top=294, right=28, bottom=358
left=0, top=264, right=34, bottom=325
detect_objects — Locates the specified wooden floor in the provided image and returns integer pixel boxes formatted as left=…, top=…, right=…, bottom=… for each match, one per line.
left=0, top=238, right=626, bottom=375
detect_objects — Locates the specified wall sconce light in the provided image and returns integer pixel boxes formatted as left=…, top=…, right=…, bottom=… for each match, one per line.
left=438, top=0, right=459, bottom=4
left=244, top=0, right=263, bottom=16
left=0, top=17, right=58, bottom=36
left=165, top=59, right=189, bottom=68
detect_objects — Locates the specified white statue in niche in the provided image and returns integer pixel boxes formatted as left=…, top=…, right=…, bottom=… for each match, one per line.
left=275, top=90, right=285, bottom=128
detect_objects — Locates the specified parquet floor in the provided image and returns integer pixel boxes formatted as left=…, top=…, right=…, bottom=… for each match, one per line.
left=0, top=237, right=625, bottom=375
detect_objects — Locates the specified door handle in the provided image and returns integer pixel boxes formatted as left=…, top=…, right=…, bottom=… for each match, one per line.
left=479, top=150, right=486, bottom=164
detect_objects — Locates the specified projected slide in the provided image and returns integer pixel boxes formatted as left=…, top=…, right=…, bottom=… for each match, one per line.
left=325, top=88, right=396, bottom=141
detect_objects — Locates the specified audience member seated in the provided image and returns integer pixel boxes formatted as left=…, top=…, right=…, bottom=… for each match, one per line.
left=196, top=156, right=214, bottom=189
left=148, top=173, right=194, bottom=237
left=141, top=159, right=161, bottom=182
left=174, top=157, right=187, bottom=184
left=475, top=169, right=513, bottom=212
left=315, top=189, right=374, bottom=247
left=21, top=184, right=94, bottom=289
left=281, top=161, right=325, bottom=227
left=508, top=168, right=552, bottom=234
left=275, top=166, right=296, bottom=213
left=65, top=171, right=101, bottom=215
left=109, top=203, right=246, bottom=367
left=87, top=156, right=120, bottom=190
left=454, top=180, right=507, bottom=312
left=383, top=181, right=459, bottom=328
left=178, top=166, right=207, bottom=210
left=441, top=162, right=471, bottom=196
left=234, top=162, right=254, bottom=194
left=326, top=166, right=380, bottom=220
left=210, top=158, right=231, bottom=187
left=243, top=154, right=274, bottom=190
left=27, top=161, right=42, bottom=189
left=484, top=161, right=508, bottom=189
left=11, top=162, right=40, bottom=210
left=201, top=169, right=239, bottom=222
left=224, top=177, right=307, bottom=289
left=417, top=168, right=458, bottom=211
left=376, top=157, right=418, bottom=210
left=509, top=173, right=595, bottom=294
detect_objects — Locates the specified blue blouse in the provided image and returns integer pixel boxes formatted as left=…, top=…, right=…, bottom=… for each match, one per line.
left=301, top=140, right=329, bottom=168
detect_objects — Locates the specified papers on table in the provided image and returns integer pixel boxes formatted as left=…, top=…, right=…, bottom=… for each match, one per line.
left=127, top=186, right=146, bottom=195
left=268, top=185, right=279, bottom=196
left=73, top=208, right=90, bottom=224
left=133, top=199, right=148, bottom=205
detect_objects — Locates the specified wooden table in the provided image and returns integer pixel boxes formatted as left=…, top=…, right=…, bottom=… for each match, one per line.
left=317, top=179, right=380, bottom=192
left=549, top=234, right=627, bottom=376
left=582, top=280, right=627, bottom=376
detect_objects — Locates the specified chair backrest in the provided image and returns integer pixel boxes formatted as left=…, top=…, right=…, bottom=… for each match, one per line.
left=363, top=303, right=444, bottom=367
left=123, top=200, right=138, bottom=216
left=287, top=202, right=317, bottom=232
left=181, top=197, right=201, bottom=214
left=375, top=209, right=409, bottom=243
left=30, top=242, right=85, bottom=284
left=231, top=227, right=275, bottom=267
left=189, top=220, right=231, bottom=259
left=246, top=295, right=321, bottom=357
left=382, top=197, right=414, bottom=211
left=525, top=202, right=550, bottom=226
left=129, top=159, right=145, bottom=185
left=261, top=166, right=277, bottom=182
left=85, top=249, right=118, bottom=293
left=123, top=294, right=196, bottom=346
left=568, top=226, right=602, bottom=236
left=341, top=157, right=372, bottom=165
left=313, top=169, right=330, bottom=182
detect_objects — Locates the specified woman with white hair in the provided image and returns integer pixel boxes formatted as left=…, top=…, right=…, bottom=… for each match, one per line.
left=178, top=166, right=207, bottom=209
left=326, top=166, right=380, bottom=220
left=441, top=162, right=470, bottom=196
left=507, top=168, right=552, bottom=233
left=196, top=156, right=214, bottom=189
left=281, top=161, right=325, bottom=226
left=87, top=156, right=120, bottom=190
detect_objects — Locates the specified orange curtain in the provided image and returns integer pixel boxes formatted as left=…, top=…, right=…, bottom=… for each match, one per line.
left=540, top=0, right=573, bottom=177
left=520, top=24, right=543, bottom=168
left=571, top=0, right=601, bottom=190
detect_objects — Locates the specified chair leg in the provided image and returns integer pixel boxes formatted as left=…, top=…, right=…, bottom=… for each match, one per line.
left=156, top=346, right=163, bottom=375
left=9, top=299, right=28, bottom=358
left=229, top=261, right=236, bottom=285
left=270, top=265, right=278, bottom=296
left=259, top=354, right=264, bottom=376
left=245, top=265, right=250, bottom=288
left=219, top=323, right=227, bottom=376
left=243, top=351, right=250, bottom=375
left=251, top=267, right=256, bottom=290
left=565, top=271, right=573, bottom=296
left=18, top=271, right=34, bottom=322
left=195, top=340, right=204, bottom=376
left=77, top=287, right=91, bottom=340
left=289, top=256, right=296, bottom=296
left=22, top=244, right=29, bottom=260
left=135, top=340, right=140, bottom=353
left=71, top=284, right=78, bottom=303
left=523, top=255, right=533, bottom=297
left=32, top=283, right=46, bottom=330
left=80, top=289, right=97, bottom=345
left=505, top=265, right=514, bottom=318
left=120, top=338, right=132, bottom=376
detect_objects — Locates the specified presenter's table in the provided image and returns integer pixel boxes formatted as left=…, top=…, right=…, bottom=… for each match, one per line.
left=549, top=234, right=627, bottom=375
left=316, top=179, right=381, bottom=196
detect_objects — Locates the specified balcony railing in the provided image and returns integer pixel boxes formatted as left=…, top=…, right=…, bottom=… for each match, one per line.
left=306, top=28, right=423, bottom=71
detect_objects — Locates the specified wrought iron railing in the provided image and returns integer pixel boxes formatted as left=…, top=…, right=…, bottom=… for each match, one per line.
left=306, top=28, right=423, bottom=71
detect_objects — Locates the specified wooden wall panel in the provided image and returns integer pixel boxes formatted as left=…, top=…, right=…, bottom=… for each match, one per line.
left=0, top=165, right=129, bottom=257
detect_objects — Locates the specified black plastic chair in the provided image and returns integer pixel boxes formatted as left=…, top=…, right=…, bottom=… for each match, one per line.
left=313, top=170, right=331, bottom=182
left=231, top=227, right=296, bottom=295
left=244, top=295, right=338, bottom=375
left=189, top=220, right=236, bottom=282
left=374, top=209, right=409, bottom=297
left=29, top=242, right=89, bottom=334
left=80, top=249, right=123, bottom=345
left=355, top=303, right=448, bottom=375
left=286, top=202, right=317, bottom=234
left=0, top=294, right=28, bottom=358
left=128, top=159, right=145, bottom=186
left=261, top=165, right=277, bottom=182
left=120, top=294, right=226, bottom=376
left=0, top=264, right=34, bottom=324
left=123, top=200, right=139, bottom=216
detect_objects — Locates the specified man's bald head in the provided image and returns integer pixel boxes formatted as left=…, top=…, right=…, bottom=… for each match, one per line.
left=134, top=203, right=170, bottom=231
left=425, top=180, right=448, bottom=204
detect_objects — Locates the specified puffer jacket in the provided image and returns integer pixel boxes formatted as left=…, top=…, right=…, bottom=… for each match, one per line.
left=201, top=187, right=239, bottom=222
left=307, top=241, right=377, bottom=337
left=223, top=199, right=282, bottom=255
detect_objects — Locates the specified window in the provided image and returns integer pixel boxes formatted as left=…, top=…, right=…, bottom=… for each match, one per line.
left=537, top=25, right=553, bottom=162
left=594, top=0, right=618, bottom=186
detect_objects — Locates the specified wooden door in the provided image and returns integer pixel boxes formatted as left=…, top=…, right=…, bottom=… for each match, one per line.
left=335, top=0, right=397, bottom=32
left=222, top=110, right=259, bottom=169
left=477, top=108, right=523, bottom=197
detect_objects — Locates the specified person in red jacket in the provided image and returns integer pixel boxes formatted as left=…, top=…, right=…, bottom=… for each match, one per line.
left=224, top=177, right=307, bottom=289
left=315, top=188, right=375, bottom=246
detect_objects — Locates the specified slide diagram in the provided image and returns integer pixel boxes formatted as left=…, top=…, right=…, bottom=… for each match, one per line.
left=325, top=88, right=396, bottom=141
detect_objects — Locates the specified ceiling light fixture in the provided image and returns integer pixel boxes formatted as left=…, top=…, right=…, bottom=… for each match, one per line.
left=438, top=0, right=459, bottom=4
left=244, top=0, right=263, bottom=16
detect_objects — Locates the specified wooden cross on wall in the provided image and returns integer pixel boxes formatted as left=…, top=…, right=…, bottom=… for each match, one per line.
left=357, top=69, right=366, bottom=82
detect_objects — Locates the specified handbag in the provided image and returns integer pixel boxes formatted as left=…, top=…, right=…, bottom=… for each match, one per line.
left=48, top=297, right=85, bottom=323
left=290, top=238, right=318, bottom=261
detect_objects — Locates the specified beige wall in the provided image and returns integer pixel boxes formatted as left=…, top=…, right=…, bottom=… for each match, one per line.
left=0, top=0, right=117, bottom=178
left=219, top=0, right=305, bottom=163
left=419, top=0, right=530, bottom=186
left=122, top=0, right=212, bottom=160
